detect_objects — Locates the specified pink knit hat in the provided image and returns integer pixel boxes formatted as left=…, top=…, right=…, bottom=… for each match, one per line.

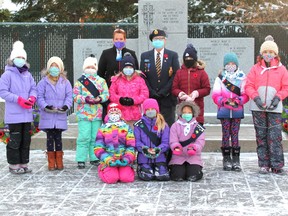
left=143, top=98, right=159, bottom=113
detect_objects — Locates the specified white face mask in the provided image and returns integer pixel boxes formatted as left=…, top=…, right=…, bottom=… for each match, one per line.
left=84, top=68, right=97, bottom=75
left=145, top=110, right=157, bottom=118
left=225, top=64, right=237, bottom=74
left=108, top=113, right=121, bottom=122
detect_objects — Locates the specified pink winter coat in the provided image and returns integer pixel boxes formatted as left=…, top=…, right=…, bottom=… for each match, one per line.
left=109, top=72, right=149, bottom=121
left=169, top=117, right=205, bottom=166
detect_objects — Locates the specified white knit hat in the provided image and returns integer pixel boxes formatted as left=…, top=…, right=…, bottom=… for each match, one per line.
left=10, top=41, right=27, bottom=60
left=83, top=56, right=98, bottom=71
left=47, top=56, right=64, bottom=73
left=260, top=35, right=279, bottom=55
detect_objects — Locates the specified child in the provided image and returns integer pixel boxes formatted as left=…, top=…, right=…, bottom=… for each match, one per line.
left=169, top=101, right=205, bottom=182
left=37, top=56, right=72, bottom=171
left=172, top=44, right=210, bottom=125
left=212, top=52, right=249, bottom=171
left=134, top=98, right=170, bottom=181
left=94, top=103, right=136, bottom=184
left=109, top=53, right=149, bottom=128
left=73, top=55, right=109, bottom=169
left=245, top=35, right=288, bottom=174
left=0, top=41, right=37, bottom=174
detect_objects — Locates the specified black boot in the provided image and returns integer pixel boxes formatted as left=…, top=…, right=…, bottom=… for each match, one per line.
left=221, top=147, right=232, bottom=171
left=232, top=147, right=241, bottom=172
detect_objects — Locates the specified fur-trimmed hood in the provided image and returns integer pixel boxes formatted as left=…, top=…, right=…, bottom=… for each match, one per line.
left=6, top=58, right=30, bottom=68
left=176, top=101, right=200, bottom=117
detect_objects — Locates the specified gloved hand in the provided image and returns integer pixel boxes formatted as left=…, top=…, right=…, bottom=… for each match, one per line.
left=17, top=97, right=32, bottom=109
left=28, top=96, right=36, bottom=105
left=119, top=97, right=127, bottom=105
left=124, top=97, right=134, bottom=106
left=57, top=105, right=69, bottom=113
left=223, top=98, right=239, bottom=110
left=185, top=96, right=194, bottom=102
left=94, top=97, right=102, bottom=104
left=116, top=158, right=129, bottom=166
left=254, top=96, right=266, bottom=110
left=268, top=96, right=280, bottom=110
left=109, top=160, right=118, bottom=167
left=233, top=97, right=241, bottom=106
left=172, top=144, right=183, bottom=155
left=221, top=98, right=228, bottom=106
left=187, top=144, right=197, bottom=156
left=142, top=146, right=152, bottom=158
left=85, top=96, right=95, bottom=105
left=152, top=93, right=161, bottom=100
left=45, top=105, right=57, bottom=113
left=190, top=90, right=199, bottom=101
left=178, top=92, right=188, bottom=100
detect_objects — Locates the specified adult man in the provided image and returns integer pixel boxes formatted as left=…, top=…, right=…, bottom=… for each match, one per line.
left=98, top=28, right=139, bottom=87
left=140, top=29, right=180, bottom=126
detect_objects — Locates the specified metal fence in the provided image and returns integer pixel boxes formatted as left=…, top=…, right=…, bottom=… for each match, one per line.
left=0, top=22, right=287, bottom=110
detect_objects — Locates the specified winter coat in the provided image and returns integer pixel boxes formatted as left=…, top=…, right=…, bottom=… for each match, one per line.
left=73, top=73, right=109, bottom=121
left=109, top=73, right=149, bottom=121
left=94, top=121, right=136, bottom=168
left=212, top=69, right=249, bottom=119
left=169, top=117, right=205, bottom=166
left=134, top=116, right=170, bottom=164
left=37, top=76, right=72, bottom=130
left=245, top=59, right=288, bottom=113
left=172, top=64, right=211, bottom=124
left=0, top=62, right=37, bottom=124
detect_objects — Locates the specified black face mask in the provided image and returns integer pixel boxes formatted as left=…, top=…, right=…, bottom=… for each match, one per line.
left=184, top=59, right=196, bottom=68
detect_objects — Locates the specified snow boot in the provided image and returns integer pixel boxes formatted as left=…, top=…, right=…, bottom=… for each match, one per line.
left=47, top=151, right=56, bottom=171
left=55, top=151, right=64, bottom=170
left=232, top=147, right=241, bottom=172
left=221, top=147, right=232, bottom=171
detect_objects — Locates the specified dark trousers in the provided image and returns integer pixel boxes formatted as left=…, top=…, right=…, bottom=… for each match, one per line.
left=7, top=123, right=31, bottom=165
left=170, top=162, right=203, bottom=181
left=46, top=129, right=63, bottom=151
left=252, top=111, right=284, bottom=169
left=220, top=118, right=241, bottom=148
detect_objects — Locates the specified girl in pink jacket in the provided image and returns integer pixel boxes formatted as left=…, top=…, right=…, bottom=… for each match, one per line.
left=169, top=101, right=205, bottom=182
left=245, top=35, right=288, bottom=174
left=109, top=53, right=149, bottom=128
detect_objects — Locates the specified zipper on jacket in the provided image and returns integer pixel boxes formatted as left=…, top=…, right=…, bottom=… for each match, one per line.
left=264, top=69, right=269, bottom=106
left=188, top=69, right=191, bottom=94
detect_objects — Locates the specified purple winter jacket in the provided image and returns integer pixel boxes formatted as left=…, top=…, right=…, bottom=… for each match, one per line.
left=0, top=64, right=37, bottom=124
left=37, top=76, right=72, bottom=130
left=169, top=117, right=205, bottom=166
left=134, top=116, right=170, bottom=164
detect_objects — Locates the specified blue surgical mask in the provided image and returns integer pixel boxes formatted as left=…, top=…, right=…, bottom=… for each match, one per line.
left=123, top=67, right=134, bottom=76
left=182, top=113, right=193, bottom=122
left=152, top=40, right=164, bottom=49
left=145, top=110, right=157, bottom=118
left=13, top=58, right=26, bottom=68
left=114, top=41, right=125, bottom=49
left=49, top=66, right=60, bottom=77
left=262, top=53, right=275, bottom=63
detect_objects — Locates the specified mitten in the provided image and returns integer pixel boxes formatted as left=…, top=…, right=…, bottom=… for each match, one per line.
left=172, top=144, right=183, bottom=155
left=85, top=96, right=95, bottom=105
left=254, top=96, right=266, bottom=110
left=57, top=105, right=69, bottom=113
left=28, top=96, right=36, bottom=105
left=190, top=90, right=199, bottom=101
left=94, top=97, right=102, bottom=104
left=119, top=97, right=128, bottom=105
left=142, top=146, right=152, bottom=158
left=233, top=97, right=241, bottom=106
left=17, top=97, right=32, bottom=109
left=109, top=160, right=118, bottom=167
left=268, top=96, right=280, bottom=110
left=45, top=105, right=57, bottom=113
left=125, top=97, right=134, bottom=106
left=117, top=158, right=129, bottom=166
left=152, top=93, right=161, bottom=100
left=187, top=144, right=197, bottom=156
left=150, top=147, right=161, bottom=159
left=185, top=96, right=194, bottom=102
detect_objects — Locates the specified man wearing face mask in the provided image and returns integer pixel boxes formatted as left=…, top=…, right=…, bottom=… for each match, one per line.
left=98, top=28, right=139, bottom=87
left=140, top=29, right=180, bottom=126
left=172, top=44, right=210, bottom=125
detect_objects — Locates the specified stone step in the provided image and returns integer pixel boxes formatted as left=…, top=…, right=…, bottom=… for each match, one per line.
left=31, top=123, right=288, bottom=152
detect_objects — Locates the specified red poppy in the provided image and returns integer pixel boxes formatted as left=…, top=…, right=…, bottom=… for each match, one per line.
left=0, top=131, right=4, bottom=138
left=121, top=129, right=126, bottom=133
left=192, top=134, right=196, bottom=138
left=164, top=54, right=168, bottom=59
left=6, top=137, right=10, bottom=143
left=36, top=127, right=40, bottom=133
left=193, top=73, right=198, bottom=78
left=284, top=123, right=288, bottom=130
left=84, top=81, right=89, bottom=86
left=153, top=125, right=158, bottom=131
left=29, top=130, right=33, bottom=135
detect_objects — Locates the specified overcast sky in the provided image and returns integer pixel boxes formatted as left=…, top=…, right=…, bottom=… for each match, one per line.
left=0, top=0, right=22, bottom=11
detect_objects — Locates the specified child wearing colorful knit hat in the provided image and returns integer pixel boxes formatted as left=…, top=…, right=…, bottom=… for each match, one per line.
left=94, top=102, right=136, bottom=184
left=212, top=52, right=249, bottom=171
left=134, top=98, right=170, bottom=181
left=73, top=54, right=109, bottom=169
left=37, top=56, right=72, bottom=171
left=0, top=41, right=37, bottom=174
left=245, top=35, right=288, bottom=174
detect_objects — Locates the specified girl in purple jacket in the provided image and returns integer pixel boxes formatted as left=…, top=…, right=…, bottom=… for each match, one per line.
left=134, top=98, right=170, bottom=181
left=0, top=41, right=37, bottom=174
left=169, top=101, right=205, bottom=182
left=37, top=56, right=72, bottom=171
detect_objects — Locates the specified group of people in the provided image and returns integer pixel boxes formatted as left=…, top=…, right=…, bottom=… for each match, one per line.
left=0, top=28, right=287, bottom=183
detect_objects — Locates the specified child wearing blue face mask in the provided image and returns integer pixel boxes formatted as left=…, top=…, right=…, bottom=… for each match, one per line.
left=169, top=101, right=205, bottom=182
left=109, top=53, right=149, bottom=128
left=37, top=56, right=73, bottom=171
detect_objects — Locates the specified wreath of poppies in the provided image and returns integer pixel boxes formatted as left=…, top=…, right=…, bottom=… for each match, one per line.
left=281, top=105, right=288, bottom=134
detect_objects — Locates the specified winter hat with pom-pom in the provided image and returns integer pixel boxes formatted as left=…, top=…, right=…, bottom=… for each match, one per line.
left=223, top=52, right=239, bottom=67
left=120, top=52, right=135, bottom=71
left=143, top=98, right=160, bottom=113
left=107, top=102, right=122, bottom=114
left=47, top=56, right=64, bottom=73
left=183, top=44, right=198, bottom=61
left=260, top=35, right=278, bottom=55
left=82, top=54, right=98, bottom=71
left=10, top=41, right=27, bottom=60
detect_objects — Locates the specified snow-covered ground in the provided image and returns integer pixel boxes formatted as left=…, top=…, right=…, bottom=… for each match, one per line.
left=0, top=143, right=288, bottom=215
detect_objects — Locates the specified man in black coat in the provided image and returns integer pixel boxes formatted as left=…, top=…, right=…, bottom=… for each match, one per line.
left=98, top=28, right=139, bottom=87
left=140, top=29, right=180, bottom=126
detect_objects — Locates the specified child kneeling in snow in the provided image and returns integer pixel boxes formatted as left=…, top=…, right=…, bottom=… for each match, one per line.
left=94, top=103, right=136, bottom=184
